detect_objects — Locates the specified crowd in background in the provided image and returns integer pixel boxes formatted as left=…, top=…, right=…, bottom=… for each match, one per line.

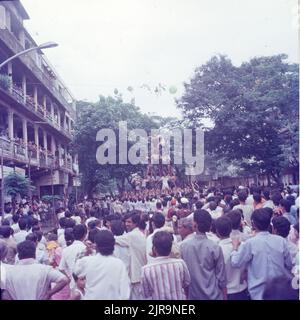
left=0, top=183, right=299, bottom=300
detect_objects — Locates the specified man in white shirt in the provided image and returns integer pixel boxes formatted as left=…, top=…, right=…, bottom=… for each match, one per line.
left=11, top=214, right=20, bottom=234
left=115, top=212, right=147, bottom=300
left=272, top=216, right=298, bottom=266
left=2, top=240, right=69, bottom=300
left=59, top=224, right=87, bottom=289
left=74, top=230, right=130, bottom=300
left=110, top=220, right=130, bottom=274
left=215, top=217, right=249, bottom=300
left=13, top=217, right=28, bottom=244
left=233, top=191, right=254, bottom=227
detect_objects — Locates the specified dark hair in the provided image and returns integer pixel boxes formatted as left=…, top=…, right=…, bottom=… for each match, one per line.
left=1, top=219, right=10, bottom=226
left=64, top=228, right=75, bottom=246
left=272, top=216, right=291, bottom=238
left=73, top=224, right=87, bottom=240
left=31, top=225, right=41, bottom=233
left=209, top=201, right=217, bottom=211
left=280, top=199, right=292, bottom=213
left=64, top=218, right=76, bottom=229
left=230, top=198, right=240, bottom=209
left=110, top=220, right=125, bottom=236
left=17, top=240, right=36, bottom=259
left=264, top=207, right=273, bottom=219
left=224, top=195, right=233, bottom=204
left=30, top=218, right=39, bottom=228
left=226, top=210, right=242, bottom=230
left=131, top=213, right=141, bottom=226
left=87, top=220, right=97, bottom=230
left=59, top=217, right=67, bottom=228
left=0, top=226, right=12, bottom=238
left=12, top=214, right=20, bottom=224
left=250, top=186, right=261, bottom=195
left=286, top=195, right=295, bottom=206
left=215, top=217, right=232, bottom=238
left=263, top=276, right=299, bottom=300
left=26, top=233, right=38, bottom=243
left=251, top=208, right=271, bottom=231
left=271, top=192, right=283, bottom=206
left=262, top=189, right=270, bottom=201
left=18, top=217, right=28, bottom=231
left=238, top=191, right=248, bottom=202
left=156, top=202, right=162, bottom=210
left=153, top=231, right=173, bottom=256
left=195, top=201, right=204, bottom=210
left=253, top=193, right=262, bottom=203
left=152, top=213, right=165, bottom=229
left=162, top=199, right=168, bottom=207
left=88, top=228, right=101, bottom=243
left=35, top=230, right=43, bottom=242
left=94, top=230, right=115, bottom=256
left=139, top=214, right=148, bottom=231
left=194, top=209, right=212, bottom=233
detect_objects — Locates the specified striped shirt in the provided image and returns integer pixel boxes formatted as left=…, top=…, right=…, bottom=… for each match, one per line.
left=141, top=256, right=191, bottom=300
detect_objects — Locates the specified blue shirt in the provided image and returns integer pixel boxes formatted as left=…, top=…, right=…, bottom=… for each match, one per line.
left=231, top=232, right=292, bottom=300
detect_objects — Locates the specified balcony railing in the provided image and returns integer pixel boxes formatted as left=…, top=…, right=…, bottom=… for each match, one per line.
left=13, top=142, right=26, bottom=158
left=4, top=84, right=73, bottom=140
left=0, top=136, right=11, bottom=155
left=1, top=137, right=73, bottom=172
left=0, top=28, right=76, bottom=119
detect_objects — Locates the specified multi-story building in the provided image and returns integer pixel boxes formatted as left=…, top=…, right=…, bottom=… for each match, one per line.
left=0, top=0, right=78, bottom=201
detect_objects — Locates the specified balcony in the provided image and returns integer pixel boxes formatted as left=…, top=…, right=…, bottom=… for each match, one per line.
left=1, top=84, right=73, bottom=141
left=0, top=28, right=76, bottom=119
left=0, top=136, right=74, bottom=174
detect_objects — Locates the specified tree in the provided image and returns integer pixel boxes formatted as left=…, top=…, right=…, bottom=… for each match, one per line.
left=177, top=54, right=299, bottom=184
left=72, top=96, right=159, bottom=197
left=4, top=172, right=34, bottom=200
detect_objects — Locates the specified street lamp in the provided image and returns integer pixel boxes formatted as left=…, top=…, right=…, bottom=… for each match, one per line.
left=0, top=42, right=58, bottom=69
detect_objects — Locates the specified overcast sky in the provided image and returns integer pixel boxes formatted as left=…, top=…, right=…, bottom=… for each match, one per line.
left=22, top=0, right=298, bottom=118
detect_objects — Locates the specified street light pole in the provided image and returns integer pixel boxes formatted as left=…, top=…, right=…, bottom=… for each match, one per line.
left=0, top=42, right=58, bottom=69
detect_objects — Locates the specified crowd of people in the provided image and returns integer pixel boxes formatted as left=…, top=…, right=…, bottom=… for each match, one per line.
left=0, top=183, right=299, bottom=300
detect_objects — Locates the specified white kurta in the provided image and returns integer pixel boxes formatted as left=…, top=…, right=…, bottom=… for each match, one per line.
left=74, top=253, right=130, bottom=300
left=3, top=258, right=66, bottom=300
left=115, top=228, right=147, bottom=284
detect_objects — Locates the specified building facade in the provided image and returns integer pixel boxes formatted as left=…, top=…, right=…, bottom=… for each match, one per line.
left=0, top=1, right=78, bottom=202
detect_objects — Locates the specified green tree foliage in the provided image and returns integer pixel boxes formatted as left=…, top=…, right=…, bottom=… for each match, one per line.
left=72, top=96, right=159, bottom=196
left=177, top=54, right=299, bottom=184
left=4, top=172, right=34, bottom=199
